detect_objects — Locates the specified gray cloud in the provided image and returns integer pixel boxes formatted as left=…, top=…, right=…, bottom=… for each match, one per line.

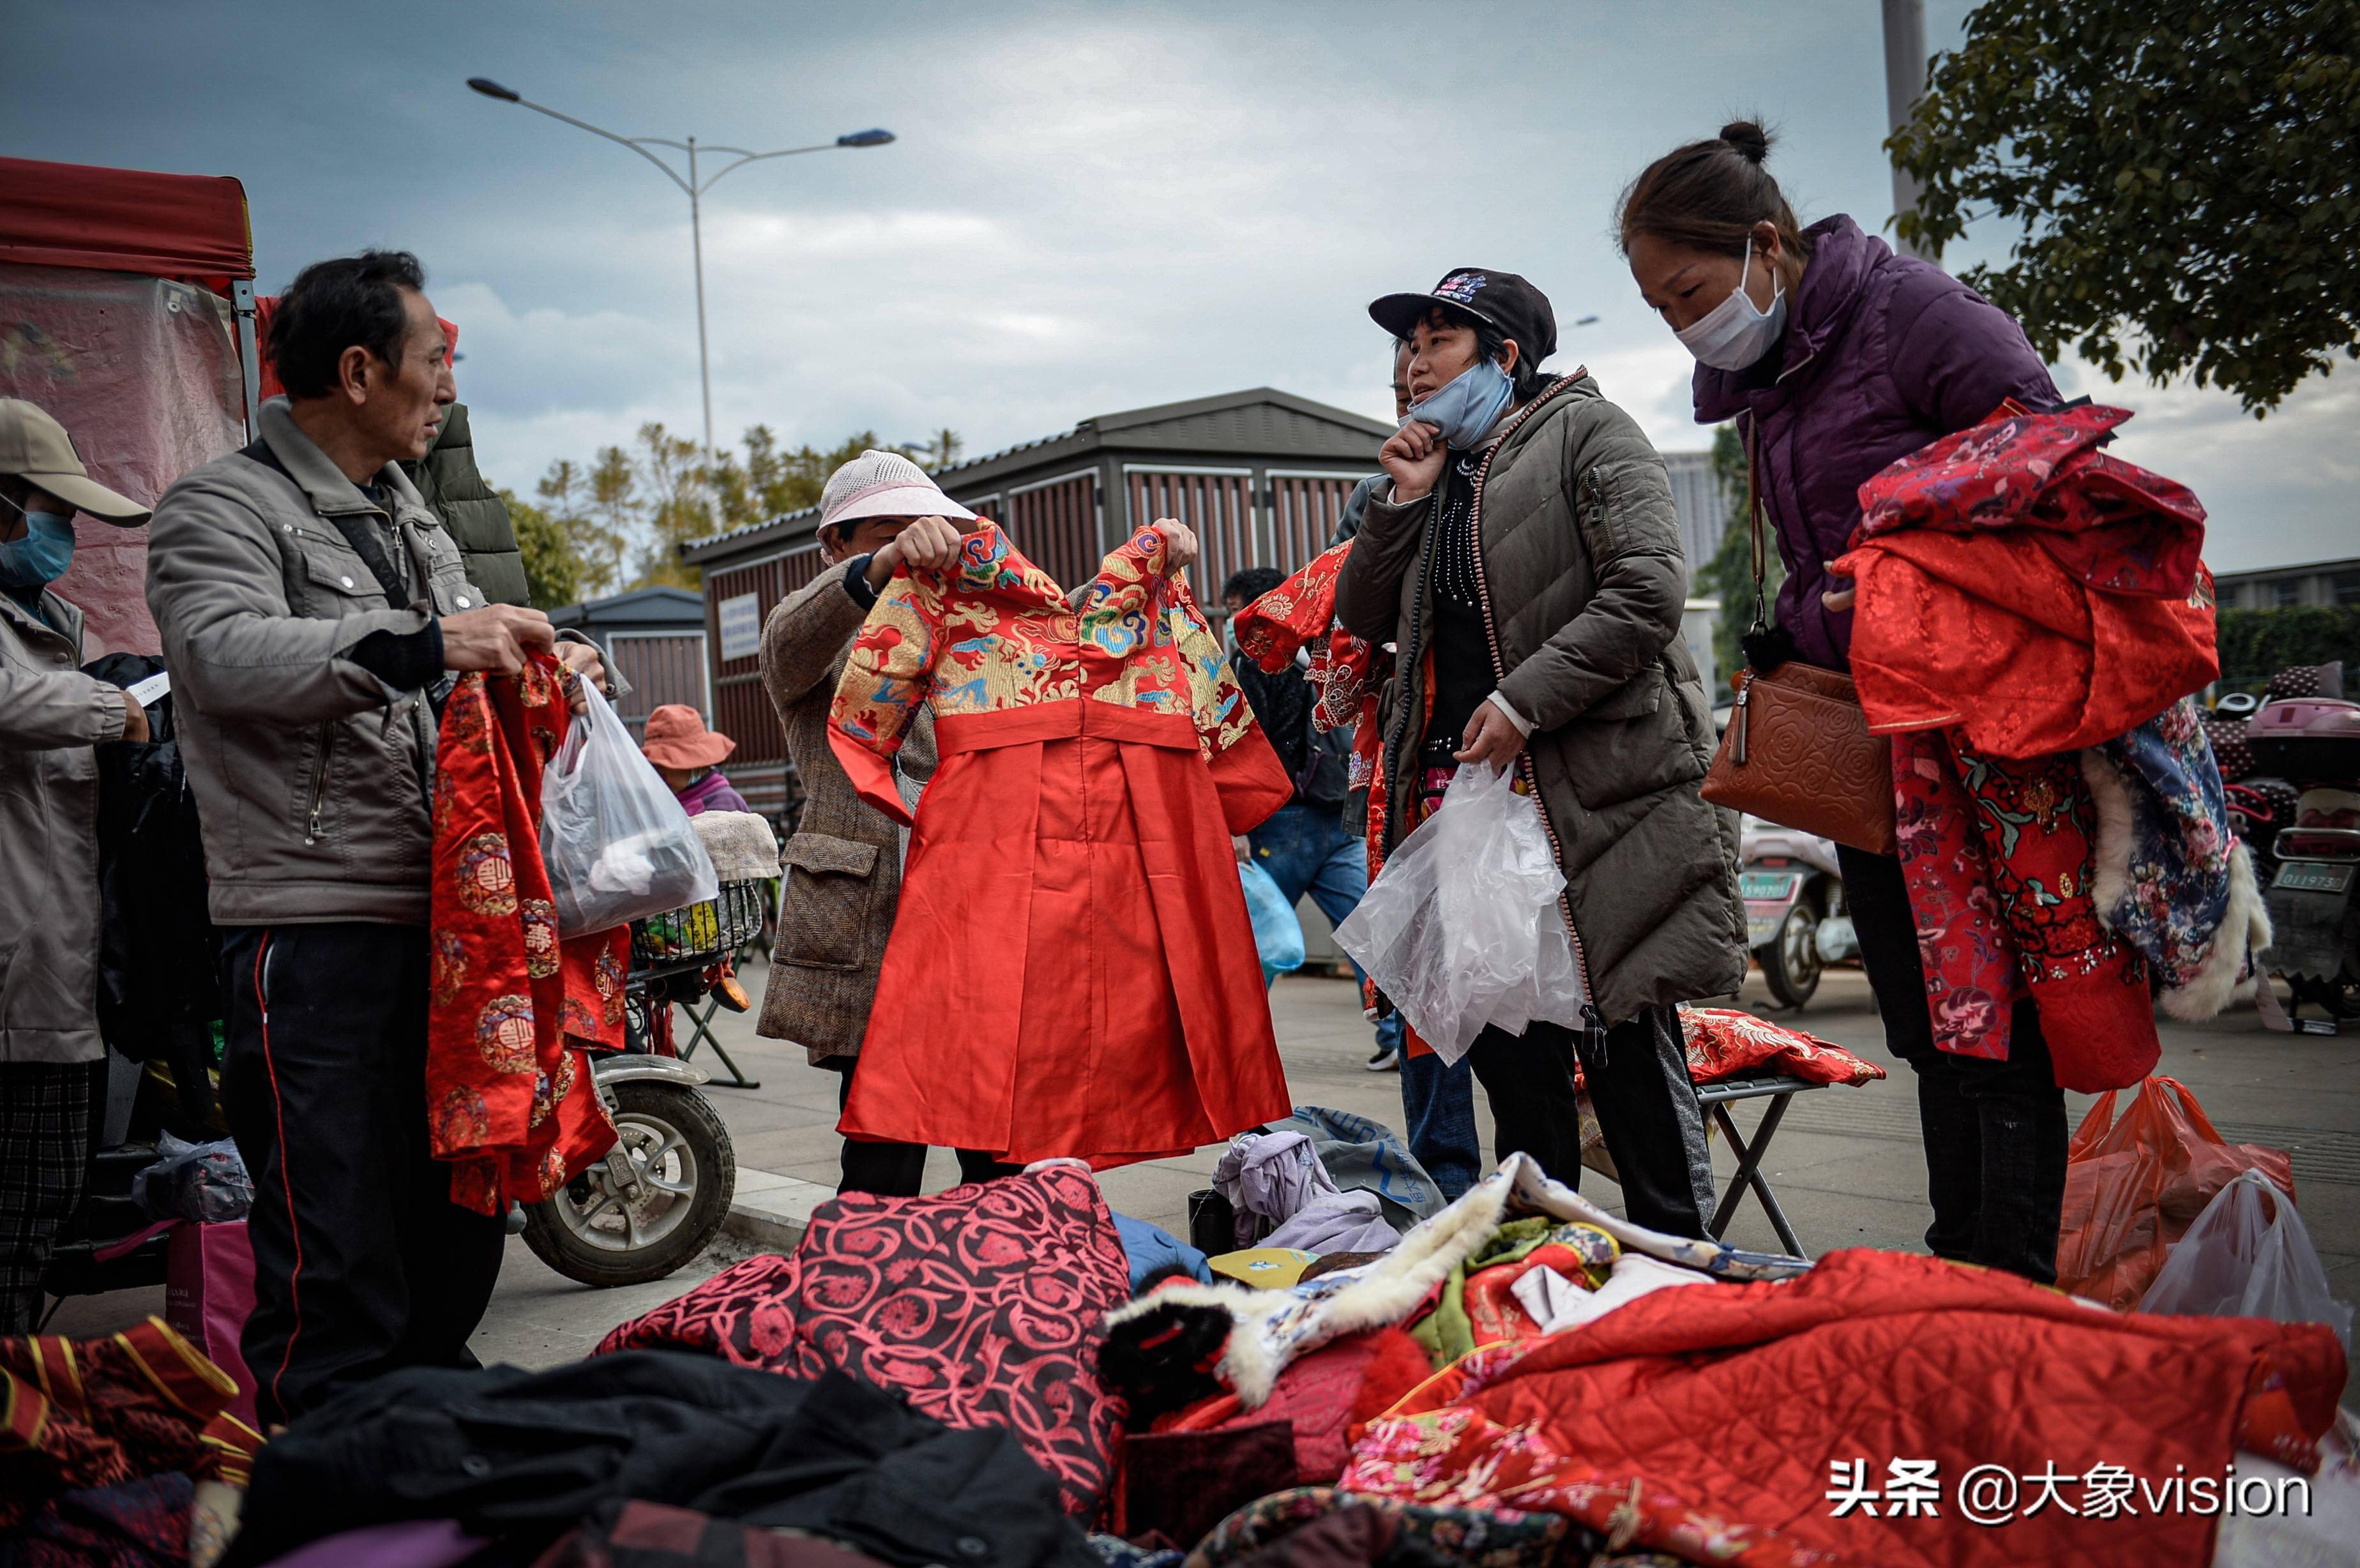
left=5, top=0, right=2340, bottom=569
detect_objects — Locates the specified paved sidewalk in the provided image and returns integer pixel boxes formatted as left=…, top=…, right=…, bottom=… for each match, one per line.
left=50, top=958, right=2360, bottom=1391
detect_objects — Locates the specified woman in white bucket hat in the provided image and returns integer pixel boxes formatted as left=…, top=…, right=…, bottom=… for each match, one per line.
left=756, top=448, right=1198, bottom=1194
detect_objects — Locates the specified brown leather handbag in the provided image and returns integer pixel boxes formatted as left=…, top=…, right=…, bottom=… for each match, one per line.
left=1698, top=423, right=1898, bottom=857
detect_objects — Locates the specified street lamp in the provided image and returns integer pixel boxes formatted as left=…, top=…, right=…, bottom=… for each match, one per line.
left=465, top=77, right=896, bottom=477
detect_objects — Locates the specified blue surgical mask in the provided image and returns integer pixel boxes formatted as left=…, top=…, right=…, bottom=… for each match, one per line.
left=1401, top=356, right=1516, bottom=449
left=0, top=506, right=75, bottom=590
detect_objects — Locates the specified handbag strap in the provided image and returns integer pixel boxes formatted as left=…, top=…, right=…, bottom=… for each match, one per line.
left=1743, top=414, right=1769, bottom=638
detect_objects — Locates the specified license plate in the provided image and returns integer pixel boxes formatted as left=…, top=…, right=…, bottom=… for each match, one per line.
left=2275, top=861, right=2355, bottom=894
left=1740, top=871, right=1801, bottom=901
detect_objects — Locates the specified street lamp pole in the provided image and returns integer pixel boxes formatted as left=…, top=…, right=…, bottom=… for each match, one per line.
left=466, top=77, right=894, bottom=478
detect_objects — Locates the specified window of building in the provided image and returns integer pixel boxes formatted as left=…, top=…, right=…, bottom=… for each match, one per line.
left=2272, top=579, right=2303, bottom=608
left=2334, top=573, right=2360, bottom=607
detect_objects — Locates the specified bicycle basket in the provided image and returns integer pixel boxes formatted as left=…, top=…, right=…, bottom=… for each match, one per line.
left=631, top=878, right=767, bottom=966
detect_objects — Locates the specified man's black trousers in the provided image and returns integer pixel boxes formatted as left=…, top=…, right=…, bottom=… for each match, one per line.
left=219, top=923, right=505, bottom=1426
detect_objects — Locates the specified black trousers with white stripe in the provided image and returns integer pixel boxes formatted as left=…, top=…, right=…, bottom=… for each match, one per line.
left=219, top=923, right=505, bottom=1426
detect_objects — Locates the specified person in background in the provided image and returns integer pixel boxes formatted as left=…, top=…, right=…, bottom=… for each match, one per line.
left=0, top=399, right=153, bottom=1333
left=755, top=453, right=1007, bottom=1196
left=1335, top=267, right=1738, bottom=1235
left=1223, top=564, right=1401, bottom=1075
left=1621, top=121, right=2069, bottom=1281
left=641, top=704, right=752, bottom=816
left=145, top=250, right=607, bottom=1424
left=760, top=449, right=1200, bottom=1196
left=1315, top=335, right=1485, bottom=1200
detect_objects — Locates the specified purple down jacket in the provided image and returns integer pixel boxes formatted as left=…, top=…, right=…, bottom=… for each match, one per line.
left=1692, top=214, right=2059, bottom=672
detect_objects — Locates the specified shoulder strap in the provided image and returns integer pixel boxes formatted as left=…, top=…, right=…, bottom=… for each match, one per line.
left=1743, top=414, right=1769, bottom=637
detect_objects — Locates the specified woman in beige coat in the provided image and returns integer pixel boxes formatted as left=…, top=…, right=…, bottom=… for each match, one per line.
left=0, top=399, right=154, bottom=1331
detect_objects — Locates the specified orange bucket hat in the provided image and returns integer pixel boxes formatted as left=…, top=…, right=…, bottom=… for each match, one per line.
left=640, top=704, right=735, bottom=771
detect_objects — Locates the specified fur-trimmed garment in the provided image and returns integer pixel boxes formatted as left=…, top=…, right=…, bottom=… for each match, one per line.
left=1100, top=1154, right=1806, bottom=1412
left=2082, top=698, right=2271, bottom=1021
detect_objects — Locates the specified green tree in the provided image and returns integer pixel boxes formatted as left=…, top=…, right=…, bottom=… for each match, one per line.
left=534, top=457, right=629, bottom=599
left=631, top=421, right=712, bottom=591
left=1890, top=1, right=2360, bottom=414
left=907, top=427, right=964, bottom=471
left=2215, top=605, right=2360, bottom=682
left=501, top=488, right=587, bottom=610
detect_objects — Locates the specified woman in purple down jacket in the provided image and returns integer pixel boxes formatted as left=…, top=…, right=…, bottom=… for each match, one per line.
left=1619, top=121, right=2072, bottom=1285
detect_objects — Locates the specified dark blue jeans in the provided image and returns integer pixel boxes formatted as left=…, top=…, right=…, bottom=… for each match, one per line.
left=1250, top=803, right=1481, bottom=1198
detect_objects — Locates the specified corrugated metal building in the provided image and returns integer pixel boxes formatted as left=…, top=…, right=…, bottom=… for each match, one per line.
left=680, top=387, right=1394, bottom=819
left=548, top=586, right=710, bottom=737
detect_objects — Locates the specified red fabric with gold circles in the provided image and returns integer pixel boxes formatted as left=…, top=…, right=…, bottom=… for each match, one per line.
left=428, top=658, right=623, bottom=1216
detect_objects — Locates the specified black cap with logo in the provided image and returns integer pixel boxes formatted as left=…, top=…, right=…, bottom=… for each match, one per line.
left=1368, top=268, right=1558, bottom=367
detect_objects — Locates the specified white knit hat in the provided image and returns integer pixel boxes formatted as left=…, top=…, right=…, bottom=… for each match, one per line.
left=819, top=448, right=975, bottom=531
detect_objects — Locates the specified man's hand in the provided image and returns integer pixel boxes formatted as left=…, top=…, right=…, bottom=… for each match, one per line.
left=442, top=605, right=556, bottom=676
left=1379, top=421, right=1447, bottom=503
left=1455, top=702, right=1525, bottom=773
left=1151, top=518, right=1199, bottom=572
left=1233, top=834, right=1252, bottom=865
left=1820, top=557, right=1856, bottom=614
left=865, top=515, right=967, bottom=588
left=119, top=690, right=150, bottom=744
left=554, top=638, right=607, bottom=712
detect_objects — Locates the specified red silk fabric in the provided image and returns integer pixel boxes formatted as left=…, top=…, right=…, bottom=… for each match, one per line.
left=829, top=525, right=1294, bottom=1167
left=1842, top=402, right=2217, bottom=758
left=428, top=660, right=623, bottom=1215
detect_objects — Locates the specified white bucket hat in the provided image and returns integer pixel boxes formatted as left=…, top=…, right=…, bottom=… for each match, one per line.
left=819, top=449, right=975, bottom=532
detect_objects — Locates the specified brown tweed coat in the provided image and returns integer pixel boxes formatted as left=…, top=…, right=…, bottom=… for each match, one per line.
left=756, top=566, right=935, bottom=1062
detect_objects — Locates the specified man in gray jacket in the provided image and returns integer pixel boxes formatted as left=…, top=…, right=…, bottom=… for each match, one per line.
left=146, top=251, right=602, bottom=1424
left=0, top=400, right=155, bottom=1332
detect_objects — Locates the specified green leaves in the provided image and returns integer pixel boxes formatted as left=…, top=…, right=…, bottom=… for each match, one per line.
left=1890, top=0, right=2359, bottom=414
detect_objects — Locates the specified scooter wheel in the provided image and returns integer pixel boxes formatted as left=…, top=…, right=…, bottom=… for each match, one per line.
left=521, top=1080, right=736, bottom=1288
left=1758, top=893, right=1824, bottom=1010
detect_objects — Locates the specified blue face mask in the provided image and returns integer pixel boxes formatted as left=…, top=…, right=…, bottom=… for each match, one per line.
left=0, top=508, right=75, bottom=590
left=1400, top=356, right=1516, bottom=449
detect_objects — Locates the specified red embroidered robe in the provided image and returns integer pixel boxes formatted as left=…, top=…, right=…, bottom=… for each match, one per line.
left=428, top=659, right=624, bottom=1214
left=829, top=523, right=1294, bottom=1167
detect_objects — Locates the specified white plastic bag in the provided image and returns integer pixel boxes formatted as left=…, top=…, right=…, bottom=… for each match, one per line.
left=2138, top=1169, right=2353, bottom=1349
left=1333, top=764, right=1588, bottom=1062
left=540, top=681, right=718, bottom=936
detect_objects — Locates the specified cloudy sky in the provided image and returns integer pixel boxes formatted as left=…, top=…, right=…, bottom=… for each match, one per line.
left=8, top=0, right=2349, bottom=569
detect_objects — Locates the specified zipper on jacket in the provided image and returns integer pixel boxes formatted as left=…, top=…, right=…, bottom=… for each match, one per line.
left=303, top=724, right=334, bottom=845
left=1456, top=377, right=1598, bottom=1012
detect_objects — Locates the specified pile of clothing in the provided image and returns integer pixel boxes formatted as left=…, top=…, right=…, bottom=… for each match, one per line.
left=1840, top=402, right=2265, bottom=1090
left=1, top=1316, right=259, bottom=1567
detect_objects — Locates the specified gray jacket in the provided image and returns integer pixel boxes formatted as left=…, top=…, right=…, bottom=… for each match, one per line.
left=755, top=565, right=935, bottom=1062
left=146, top=399, right=488, bottom=926
left=1336, top=373, right=1747, bottom=1026
left=0, top=589, right=126, bottom=1064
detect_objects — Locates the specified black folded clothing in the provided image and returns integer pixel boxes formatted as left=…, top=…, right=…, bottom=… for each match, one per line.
left=225, top=1355, right=1098, bottom=1568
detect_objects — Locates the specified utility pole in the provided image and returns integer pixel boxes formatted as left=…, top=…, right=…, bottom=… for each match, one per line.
left=1881, top=0, right=1937, bottom=262
left=467, top=78, right=895, bottom=485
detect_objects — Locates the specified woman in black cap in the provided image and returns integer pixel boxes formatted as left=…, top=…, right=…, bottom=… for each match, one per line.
left=1333, top=271, right=1745, bottom=1237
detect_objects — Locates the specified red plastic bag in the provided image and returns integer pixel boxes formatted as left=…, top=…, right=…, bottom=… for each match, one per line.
left=165, top=1219, right=257, bottom=1429
left=2054, top=1076, right=2294, bottom=1309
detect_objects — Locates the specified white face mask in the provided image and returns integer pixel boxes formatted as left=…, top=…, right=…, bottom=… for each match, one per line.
left=1676, top=235, right=1788, bottom=372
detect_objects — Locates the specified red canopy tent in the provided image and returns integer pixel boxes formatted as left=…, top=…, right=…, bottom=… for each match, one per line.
left=0, top=156, right=260, bottom=654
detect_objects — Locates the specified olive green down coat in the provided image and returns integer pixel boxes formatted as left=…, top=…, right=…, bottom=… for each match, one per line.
left=1334, top=373, right=1747, bottom=1027
left=402, top=403, right=529, bottom=607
